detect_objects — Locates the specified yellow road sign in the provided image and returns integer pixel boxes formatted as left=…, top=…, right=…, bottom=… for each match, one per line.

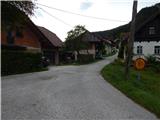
left=134, top=58, right=146, bottom=70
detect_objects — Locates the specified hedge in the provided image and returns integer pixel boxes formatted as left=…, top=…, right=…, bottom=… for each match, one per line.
left=1, top=50, right=43, bottom=76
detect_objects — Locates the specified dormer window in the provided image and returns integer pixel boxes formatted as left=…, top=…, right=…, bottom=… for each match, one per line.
left=149, top=26, right=156, bottom=35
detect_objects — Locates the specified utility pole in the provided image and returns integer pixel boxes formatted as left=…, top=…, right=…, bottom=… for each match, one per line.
left=125, top=0, right=137, bottom=80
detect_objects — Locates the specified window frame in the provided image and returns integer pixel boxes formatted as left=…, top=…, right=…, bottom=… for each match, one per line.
left=137, top=45, right=143, bottom=55
left=7, top=31, right=15, bottom=44
left=149, top=26, right=156, bottom=35
left=154, top=46, right=160, bottom=55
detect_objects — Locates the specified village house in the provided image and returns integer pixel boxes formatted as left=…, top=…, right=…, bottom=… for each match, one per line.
left=1, top=18, right=62, bottom=65
left=1, top=20, right=42, bottom=53
left=78, top=31, right=101, bottom=59
left=133, top=8, right=160, bottom=60
left=92, top=33, right=114, bottom=55
left=76, top=31, right=113, bottom=59
left=38, top=26, right=62, bottom=65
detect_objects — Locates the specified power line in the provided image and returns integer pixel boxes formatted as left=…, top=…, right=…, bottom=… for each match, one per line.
left=36, top=3, right=128, bottom=23
left=108, top=1, right=158, bottom=3
left=39, top=8, right=73, bottom=28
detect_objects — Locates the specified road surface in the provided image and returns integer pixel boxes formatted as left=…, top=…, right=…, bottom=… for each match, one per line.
left=2, top=55, right=158, bottom=120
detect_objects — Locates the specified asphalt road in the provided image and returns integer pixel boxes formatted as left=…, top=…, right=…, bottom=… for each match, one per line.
left=2, top=55, right=158, bottom=120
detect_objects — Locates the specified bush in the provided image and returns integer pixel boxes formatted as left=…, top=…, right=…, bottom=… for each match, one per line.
left=146, top=55, right=160, bottom=73
left=1, top=50, right=44, bottom=76
left=146, top=55, right=156, bottom=63
left=118, top=45, right=124, bottom=59
left=77, top=54, right=94, bottom=64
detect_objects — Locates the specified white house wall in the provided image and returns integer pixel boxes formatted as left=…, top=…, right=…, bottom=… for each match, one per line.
left=133, top=41, right=160, bottom=60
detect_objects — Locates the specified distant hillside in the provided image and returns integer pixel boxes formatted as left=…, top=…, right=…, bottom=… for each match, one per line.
left=93, top=23, right=130, bottom=40
left=93, top=3, right=160, bottom=40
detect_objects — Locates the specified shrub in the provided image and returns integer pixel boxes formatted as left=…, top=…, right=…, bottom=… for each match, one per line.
left=146, top=55, right=156, bottom=63
left=146, top=55, right=160, bottom=73
left=118, top=45, right=125, bottom=59
left=1, top=50, right=44, bottom=76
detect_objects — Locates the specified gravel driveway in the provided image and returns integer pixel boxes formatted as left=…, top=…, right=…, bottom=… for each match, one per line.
left=2, top=55, right=158, bottom=120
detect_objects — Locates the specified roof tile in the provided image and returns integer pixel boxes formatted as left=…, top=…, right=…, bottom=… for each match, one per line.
left=38, top=26, right=62, bottom=47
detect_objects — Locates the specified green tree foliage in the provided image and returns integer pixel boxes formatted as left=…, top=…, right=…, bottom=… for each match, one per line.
left=65, top=25, right=89, bottom=55
left=118, top=44, right=125, bottom=59
left=8, top=1, right=35, bottom=15
left=118, top=33, right=128, bottom=59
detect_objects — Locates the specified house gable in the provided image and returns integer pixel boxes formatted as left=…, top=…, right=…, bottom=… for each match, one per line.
left=135, top=13, right=160, bottom=42
left=133, top=7, right=160, bottom=58
left=38, top=26, right=63, bottom=48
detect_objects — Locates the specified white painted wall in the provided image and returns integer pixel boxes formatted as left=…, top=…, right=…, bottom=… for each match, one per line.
left=133, top=41, right=160, bottom=60
left=134, top=41, right=160, bottom=56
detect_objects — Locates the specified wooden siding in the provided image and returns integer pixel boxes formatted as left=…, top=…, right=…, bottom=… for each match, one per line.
left=1, top=25, right=41, bottom=48
left=135, top=15, right=160, bottom=42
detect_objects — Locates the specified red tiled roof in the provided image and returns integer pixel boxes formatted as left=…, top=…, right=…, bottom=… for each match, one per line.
left=38, top=26, right=62, bottom=47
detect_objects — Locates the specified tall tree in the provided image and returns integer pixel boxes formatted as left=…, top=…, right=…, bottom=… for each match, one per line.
left=65, top=25, right=89, bottom=57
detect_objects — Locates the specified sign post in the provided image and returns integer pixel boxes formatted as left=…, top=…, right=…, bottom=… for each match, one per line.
left=134, top=58, right=146, bottom=80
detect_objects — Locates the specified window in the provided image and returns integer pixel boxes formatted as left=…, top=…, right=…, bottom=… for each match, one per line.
left=137, top=46, right=143, bottom=54
left=155, top=46, right=160, bottom=55
left=16, top=26, right=24, bottom=38
left=7, top=31, right=14, bottom=44
left=149, top=26, right=156, bottom=35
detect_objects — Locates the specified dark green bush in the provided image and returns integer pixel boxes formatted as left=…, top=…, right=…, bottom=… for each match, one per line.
left=146, top=55, right=156, bottom=63
left=1, top=50, right=44, bottom=76
left=77, top=54, right=94, bottom=64
left=146, top=55, right=160, bottom=73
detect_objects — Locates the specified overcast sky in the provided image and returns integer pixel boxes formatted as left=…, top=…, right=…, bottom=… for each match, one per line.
left=31, top=0, right=159, bottom=41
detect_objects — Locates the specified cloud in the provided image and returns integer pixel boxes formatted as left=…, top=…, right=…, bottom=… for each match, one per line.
left=80, top=1, right=93, bottom=11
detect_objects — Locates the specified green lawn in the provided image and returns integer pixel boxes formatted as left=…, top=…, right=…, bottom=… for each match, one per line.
left=101, top=60, right=160, bottom=118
